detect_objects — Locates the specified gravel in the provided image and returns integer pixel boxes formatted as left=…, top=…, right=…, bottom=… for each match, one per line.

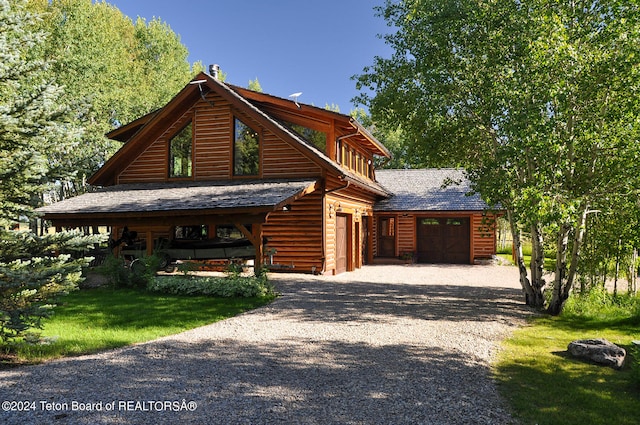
left=0, top=264, right=533, bottom=424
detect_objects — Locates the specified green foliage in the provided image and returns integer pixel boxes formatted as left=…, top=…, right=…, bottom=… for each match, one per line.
left=0, top=0, right=82, bottom=224
left=248, top=77, right=262, bottom=92
left=357, top=0, right=640, bottom=313
left=563, top=287, right=640, bottom=323
left=26, top=0, right=199, bottom=198
left=148, top=271, right=274, bottom=298
left=0, top=229, right=105, bottom=344
left=95, top=253, right=160, bottom=289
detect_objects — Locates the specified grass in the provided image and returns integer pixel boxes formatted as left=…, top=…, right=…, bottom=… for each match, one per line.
left=2, top=287, right=274, bottom=366
left=495, top=297, right=640, bottom=425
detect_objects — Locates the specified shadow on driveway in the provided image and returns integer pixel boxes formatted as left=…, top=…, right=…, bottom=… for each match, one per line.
left=0, top=265, right=530, bottom=425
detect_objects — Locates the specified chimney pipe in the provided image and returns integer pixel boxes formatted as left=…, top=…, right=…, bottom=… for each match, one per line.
left=209, top=64, right=220, bottom=80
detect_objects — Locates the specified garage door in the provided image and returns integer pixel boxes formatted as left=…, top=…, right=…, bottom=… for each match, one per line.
left=417, top=218, right=470, bottom=264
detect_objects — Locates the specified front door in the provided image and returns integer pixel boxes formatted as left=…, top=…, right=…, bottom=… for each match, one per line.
left=378, top=216, right=396, bottom=257
left=336, top=214, right=348, bottom=274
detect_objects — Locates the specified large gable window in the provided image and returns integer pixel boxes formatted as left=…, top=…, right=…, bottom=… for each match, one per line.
left=234, top=117, right=259, bottom=176
left=169, top=122, right=193, bottom=178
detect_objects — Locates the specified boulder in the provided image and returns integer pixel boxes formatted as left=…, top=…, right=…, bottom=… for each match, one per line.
left=567, top=339, right=626, bottom=369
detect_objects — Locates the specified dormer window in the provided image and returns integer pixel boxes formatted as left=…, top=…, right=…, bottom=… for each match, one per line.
left=169, top=122, right=193, bottom=178
left=234, top=117, right=259, bottom=176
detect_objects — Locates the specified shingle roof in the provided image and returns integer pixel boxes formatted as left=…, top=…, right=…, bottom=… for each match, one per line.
left=374, top=169, right=489, bottom=211
left=38, top=179, right=318, bottom=216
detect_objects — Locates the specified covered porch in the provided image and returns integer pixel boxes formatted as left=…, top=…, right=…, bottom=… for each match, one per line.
left=38, top=179, right=320, bottom=272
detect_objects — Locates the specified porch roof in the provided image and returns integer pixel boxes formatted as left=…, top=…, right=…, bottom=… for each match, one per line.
left=374, top=169, right=490, bottom=212
left=38, top=179, right=319, bottom=220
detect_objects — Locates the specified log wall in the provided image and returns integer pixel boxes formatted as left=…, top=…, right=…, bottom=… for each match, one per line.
left=117, top=94, right=321, bottom=183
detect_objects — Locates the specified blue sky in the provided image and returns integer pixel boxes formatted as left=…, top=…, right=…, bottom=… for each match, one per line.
left=107, top=0, right=394, bottom=113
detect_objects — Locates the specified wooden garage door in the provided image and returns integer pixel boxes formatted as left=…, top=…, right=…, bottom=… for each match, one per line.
left=417, top=218, right=470, bottom=264
left=336, top=214, right=348, bottom=274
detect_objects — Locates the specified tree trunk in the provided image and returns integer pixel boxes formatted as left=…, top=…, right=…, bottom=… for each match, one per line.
left=548, top=224, right=570, bottom=315
left=548, top=206, right=589, bottom=315
left=507, top=210, right=543, bottom=307
left=529, top=222, right=546, bottom=307
left=630, top=248, right=638, bottom=295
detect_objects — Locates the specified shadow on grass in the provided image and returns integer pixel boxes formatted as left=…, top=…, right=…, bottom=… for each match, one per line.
left=496, top=315, right=640, bottom=425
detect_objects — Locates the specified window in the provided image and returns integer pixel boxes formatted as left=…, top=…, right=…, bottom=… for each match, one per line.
left=282, top=120, right=327, bottom=152
left=234, top=118, right=259, bottom=176
left=381, top=217, right=395, bottom=236
left=421, top=218, right=440, bottom=225
left=169, top=122, right=193, bottom=178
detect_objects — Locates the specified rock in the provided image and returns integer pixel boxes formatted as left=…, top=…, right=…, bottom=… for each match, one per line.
left=567, top=338, right=626, bottom=369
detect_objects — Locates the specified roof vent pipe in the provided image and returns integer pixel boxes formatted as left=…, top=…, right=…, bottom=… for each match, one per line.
left=209, top=64, right=220, bottom=80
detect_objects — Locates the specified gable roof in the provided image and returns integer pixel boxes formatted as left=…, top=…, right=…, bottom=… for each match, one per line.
left=228, top=85, right=392, bottom=158
left=374, top=169, right=490, bottom=211
left=90, top=72, right=390, bottom=197
left=38, top=179, right=319, bottom=221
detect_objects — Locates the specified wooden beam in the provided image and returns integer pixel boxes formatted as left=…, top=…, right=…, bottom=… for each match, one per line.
left=233, top=222, right=260, bottom=247
left=253, top=223, right=264, bottom=274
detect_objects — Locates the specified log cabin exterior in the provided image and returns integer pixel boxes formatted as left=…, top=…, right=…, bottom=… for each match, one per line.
left=374, top=169, right=498, bottom=264
left=38, top=71, right=498, bottom=274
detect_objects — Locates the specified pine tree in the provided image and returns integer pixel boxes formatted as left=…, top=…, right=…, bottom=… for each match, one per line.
left=0, top=0, right=103, bottom=344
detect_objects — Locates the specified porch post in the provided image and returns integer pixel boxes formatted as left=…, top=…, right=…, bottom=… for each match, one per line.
left=252, top=223, right=264, bottom=274
left=145, top=231, right=153, bottom=256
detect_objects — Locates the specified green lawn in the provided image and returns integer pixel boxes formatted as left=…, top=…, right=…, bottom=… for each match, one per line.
left=495, top=312, right=640, bottom=425
left=4, top=287, right=274, bottom=365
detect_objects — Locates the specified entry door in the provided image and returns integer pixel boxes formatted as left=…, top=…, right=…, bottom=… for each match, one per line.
left=417, top=217, right=470, bottom=263
left=336, top=214, right=348, bottom=274
left=378, top=216, right=396, bottom=257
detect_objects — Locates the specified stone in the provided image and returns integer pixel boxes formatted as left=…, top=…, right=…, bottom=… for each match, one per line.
left=567, top=338, right=626, bottom=369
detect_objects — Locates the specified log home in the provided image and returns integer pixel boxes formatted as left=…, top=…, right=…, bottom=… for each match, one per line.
left=39, top=70, right=498, bottom=274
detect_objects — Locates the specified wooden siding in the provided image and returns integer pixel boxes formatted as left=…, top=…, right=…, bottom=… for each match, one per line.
left=194, top=95, right=232, bottom=180
left=118, top=138, right=168, bottom=183
left=472, top=213, right=497, bottom=260
left=373, top=212, right=498, bottom=263
left=117, top=93, right=323, bottom=183
left=262, top=132, right=322, bottom=178
left=263, top=190, right=323, bottom=273
left=397, top=215, right=415, bottom=256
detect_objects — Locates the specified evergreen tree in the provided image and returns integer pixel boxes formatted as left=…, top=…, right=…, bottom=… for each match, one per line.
left=0, top=0, right=103, bottom=344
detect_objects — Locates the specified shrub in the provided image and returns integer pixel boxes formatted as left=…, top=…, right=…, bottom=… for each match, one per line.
left=148, top=271, right=274, bottom=298
left=95, top=253, right=161, bottom=289
left=562, top=286, right=640, bottom=320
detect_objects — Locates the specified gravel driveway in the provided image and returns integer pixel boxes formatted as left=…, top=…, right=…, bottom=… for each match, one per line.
left=0, top=264, right=532, bottom=424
